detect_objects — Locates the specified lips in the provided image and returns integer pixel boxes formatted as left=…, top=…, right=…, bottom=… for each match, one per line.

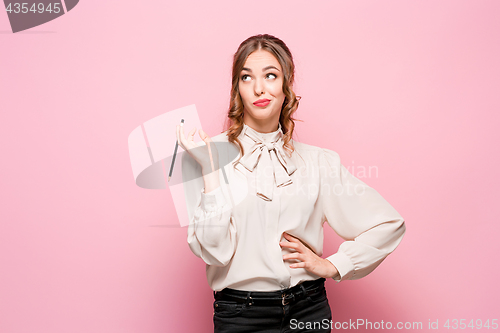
left=253, top=99, right=271, bottom=107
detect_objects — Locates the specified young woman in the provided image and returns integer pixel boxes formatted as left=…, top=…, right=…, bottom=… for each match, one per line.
left=176, top=34, right=406, bottom=333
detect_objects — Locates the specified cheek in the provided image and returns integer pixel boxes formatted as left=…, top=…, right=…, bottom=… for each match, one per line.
left=274, top=88, right=286, bottom=101
left=270, top=82, right=285, bottom=99
left=238, top=85, right=249, bottom=104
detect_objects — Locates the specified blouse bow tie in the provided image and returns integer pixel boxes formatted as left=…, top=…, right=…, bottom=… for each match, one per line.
left=238, top=126, right=297, bottom=201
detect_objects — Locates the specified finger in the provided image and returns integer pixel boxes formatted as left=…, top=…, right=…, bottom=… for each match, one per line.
left=283, top=233, right=300, bottom=242
left=279, top=241, right=299, bottom=250
left=187, top=127, right=196, bottom=141
left=290, top=262, right=307, bottom=269
left=198, top=128, right=206, bottom=141
left=178, top=125, right=189, bottom=151
left=283, top=233, right=314, bottom=254
left=199, top=129, right=212, bottom=143
left=176, top=125, right=184, bottom=150
left=282, top=253, right=303, bottom=261
left=282, top=233, right=302, bottom=247
left=179, top=126, right=194, bottom=151
left=177, top=124, right=183, bottom=141
left=179, top=123, right=187, bottom=141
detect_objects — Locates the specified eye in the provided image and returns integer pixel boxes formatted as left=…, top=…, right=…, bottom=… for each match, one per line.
left=241, top=74, right=251, bottom=82
left=266, top=73, right=277, bottom=79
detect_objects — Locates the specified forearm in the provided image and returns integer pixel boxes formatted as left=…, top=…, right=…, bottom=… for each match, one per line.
left=191, top=211, right=236, bottom=266
left=202, top=167, right=220, bottom=193
left=188, top=187, right=236, bottom=266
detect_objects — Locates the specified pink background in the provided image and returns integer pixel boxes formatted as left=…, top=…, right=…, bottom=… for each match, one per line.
left=1, top=1, right=499, bottom=332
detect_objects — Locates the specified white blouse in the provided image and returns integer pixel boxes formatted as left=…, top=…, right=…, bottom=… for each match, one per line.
left=182, top=123, right=406, bottom=292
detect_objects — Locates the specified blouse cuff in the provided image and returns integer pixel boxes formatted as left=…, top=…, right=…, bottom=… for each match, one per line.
left=326, top=252, right=355, bottom=283
left=200, top=186, right=227, bottom=212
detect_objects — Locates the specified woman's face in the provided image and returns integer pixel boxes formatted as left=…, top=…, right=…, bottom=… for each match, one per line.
left=238, top=49, right=285, bottom=132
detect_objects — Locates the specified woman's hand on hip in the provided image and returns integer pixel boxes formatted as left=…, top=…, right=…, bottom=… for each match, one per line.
left=280, top=232, right=339, bottom=279
left=176, top=124, right=219, bottom=174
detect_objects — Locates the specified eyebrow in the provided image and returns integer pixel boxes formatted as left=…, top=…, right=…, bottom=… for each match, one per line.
left=241, top=66, right=280, bottom=72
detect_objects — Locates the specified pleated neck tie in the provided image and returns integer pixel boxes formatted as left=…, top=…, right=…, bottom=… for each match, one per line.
left=237, top=123, right=297, bottom=201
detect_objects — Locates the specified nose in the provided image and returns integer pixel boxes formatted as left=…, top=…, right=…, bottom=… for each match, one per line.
left=254, top=77, right=264, bottom=96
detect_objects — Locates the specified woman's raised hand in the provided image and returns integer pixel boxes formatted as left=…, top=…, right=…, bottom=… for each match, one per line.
left=176, top=124, right=220, bottom=175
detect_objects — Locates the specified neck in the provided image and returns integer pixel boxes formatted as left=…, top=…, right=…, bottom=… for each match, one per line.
left=243, top=115, right=280, bottom=133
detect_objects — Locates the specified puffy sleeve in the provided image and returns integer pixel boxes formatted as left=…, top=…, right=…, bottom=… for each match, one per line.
left=182, top=143, right=237, bottom=267
left=319, top=148, right=406, bottom=282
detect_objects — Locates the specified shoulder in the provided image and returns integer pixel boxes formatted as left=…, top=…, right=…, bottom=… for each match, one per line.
left=209, top=131, right=234, bottom=151
left=291, top=139, right=341, bottom=166
left=211, top=131, right=230, bottom=142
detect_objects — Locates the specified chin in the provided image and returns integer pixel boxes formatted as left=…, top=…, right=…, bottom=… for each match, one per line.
left=251, top=113, right=274, bottom=121
left=250, top=108, right=276, bottom=116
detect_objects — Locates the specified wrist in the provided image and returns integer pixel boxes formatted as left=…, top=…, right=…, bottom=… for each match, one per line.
left=201, top=163, right=219, bottom=175
left=202, top=169, right=220, bottom=193
left=324, top=258, right=339, bottom=279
